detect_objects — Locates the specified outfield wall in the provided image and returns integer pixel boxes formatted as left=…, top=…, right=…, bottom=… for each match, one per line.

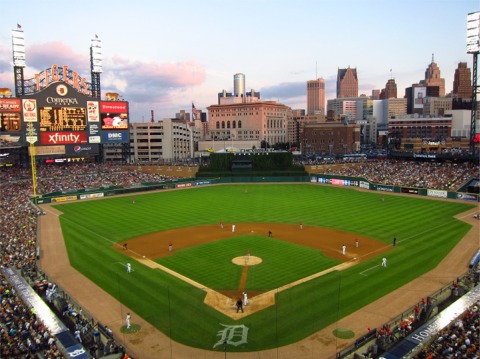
left=34, top=173, right=479, bottom=204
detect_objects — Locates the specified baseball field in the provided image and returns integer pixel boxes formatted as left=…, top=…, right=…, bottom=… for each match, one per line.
left=50, top=183, right=475, bottom=354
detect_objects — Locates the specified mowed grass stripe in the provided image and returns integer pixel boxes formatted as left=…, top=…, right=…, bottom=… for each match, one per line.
left=54, top=184, right=475, bottom=351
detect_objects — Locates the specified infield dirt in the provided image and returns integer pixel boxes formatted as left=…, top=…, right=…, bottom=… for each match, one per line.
left=117, top=223, right=390, bottom=319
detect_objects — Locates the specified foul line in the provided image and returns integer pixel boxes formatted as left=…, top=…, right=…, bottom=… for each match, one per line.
left=360, top=264, right=380, bottom=276
left=53, top=214, right=144, bottom=258
left=358, top=211, right=477, bottom=276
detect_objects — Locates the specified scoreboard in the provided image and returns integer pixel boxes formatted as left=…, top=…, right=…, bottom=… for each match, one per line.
left=0, top=80, right=129, bottom=155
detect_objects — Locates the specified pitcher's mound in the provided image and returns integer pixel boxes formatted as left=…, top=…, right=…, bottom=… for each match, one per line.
left=232, top=256, right=262, bottom=266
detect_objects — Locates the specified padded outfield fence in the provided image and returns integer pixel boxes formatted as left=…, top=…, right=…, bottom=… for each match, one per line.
left=35, top=174, right=479, bottom=204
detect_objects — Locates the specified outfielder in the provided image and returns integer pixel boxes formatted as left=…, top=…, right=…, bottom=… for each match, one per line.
left=126, top=313, right=131, bottom=329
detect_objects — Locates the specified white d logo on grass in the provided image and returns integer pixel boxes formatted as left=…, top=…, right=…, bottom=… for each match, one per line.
left=213, top=324, right=249, bottom=348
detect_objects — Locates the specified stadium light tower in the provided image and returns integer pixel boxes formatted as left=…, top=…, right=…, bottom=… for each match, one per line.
left=11, top=26, right=26, bottom=96
left=466, top=11, right=479, bottom=157
left=90, top=35, right=102, bottom=99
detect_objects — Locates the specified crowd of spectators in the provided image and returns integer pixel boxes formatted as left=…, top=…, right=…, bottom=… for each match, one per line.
left=308, top=159, right=479, bottom=191
left=0, top=160, right=478, bottom=358
left=0, top=163, right=175, bottom=195
left=413, top=302, right=479, bottom=359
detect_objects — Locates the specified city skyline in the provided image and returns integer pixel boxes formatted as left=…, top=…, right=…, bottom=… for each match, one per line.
left=0, top=0, right=478, bottom=122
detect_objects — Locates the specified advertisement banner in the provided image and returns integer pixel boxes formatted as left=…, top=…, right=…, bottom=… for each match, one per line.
left=101, top=131, right=129, bottom=143
left=89, top=136, right=101, bottom=143
left=456, top=193, right=478, bottom=201
left=195, top=180, right=212, bottom=186
left=413, top=87, right=426, bottom=109
left=89, top=123, right=100, bottom=135
left=51, top=195, right=77, bottom=203
left=40, top=132, right=88, bottom=145
left=30, top=145, right=66, bottom=156
left=65, top=144, right=99, bottom=156
left=79, top=193, right=104, bottom=200
left=360, top=181, right=370, bottom=189
left=413, top=153, right=437, bottom=159
left=100, top=101, right=128, bottom=113
left=427, top=189, right=447, bottom=198
left=87, top=101, right=99, bottom=122
left=377, top=185, right=394, bottom=192
left=22, top=99, right=38, bottom=122
left=0, top=98, right=21, bottom=111
left=0, top=134, right=22, bottom=145
left=401, top=187, right=419, bottom=194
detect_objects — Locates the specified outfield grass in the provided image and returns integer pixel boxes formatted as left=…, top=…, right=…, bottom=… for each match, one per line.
left=55, top=184, right=475, bottom=351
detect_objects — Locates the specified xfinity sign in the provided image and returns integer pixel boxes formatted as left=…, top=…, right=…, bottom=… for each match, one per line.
left=40, top=132, right=88, bottom=145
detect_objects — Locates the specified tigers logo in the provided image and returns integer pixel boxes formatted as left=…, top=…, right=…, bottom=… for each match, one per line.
left=213, top=324, right=249, bottom=348
left=56, top=84, right=68, bottom=96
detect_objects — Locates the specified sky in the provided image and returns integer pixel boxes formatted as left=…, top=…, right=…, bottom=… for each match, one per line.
left=0, top=0, right=478, bottom=122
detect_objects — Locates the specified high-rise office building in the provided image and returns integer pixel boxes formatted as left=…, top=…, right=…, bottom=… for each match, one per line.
left=337, top=67, right=358, bottom=98
left=307, top=78, right=325, bottom=115
left=420, top=54, right=445, bottom=97
left=452, top=62, right=472, bottom=99
left=233, top=73, right=246, bottom=99
left=381, top=79, right=397, bottom=99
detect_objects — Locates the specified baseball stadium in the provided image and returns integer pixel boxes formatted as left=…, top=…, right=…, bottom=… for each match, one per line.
left=1, top=26, right=480, bottom=359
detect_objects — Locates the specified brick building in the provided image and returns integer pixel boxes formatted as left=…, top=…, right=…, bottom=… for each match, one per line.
left=301, top=122, right=360, bottom=156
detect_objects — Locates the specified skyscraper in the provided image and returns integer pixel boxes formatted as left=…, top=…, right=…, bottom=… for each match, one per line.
left=452, top=62, right=472, bottom=99
left=420, top=54, right=445, bottom=97
left=337, top=67, right=358, bottom=98
left=380, top=79, right=397, bottom=99
left=307, top=78, right=325, bottom=115
left=233, top=73, right=246, bottom=99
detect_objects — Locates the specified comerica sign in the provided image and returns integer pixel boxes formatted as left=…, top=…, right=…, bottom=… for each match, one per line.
left=34, top=64, right=90, bottom=95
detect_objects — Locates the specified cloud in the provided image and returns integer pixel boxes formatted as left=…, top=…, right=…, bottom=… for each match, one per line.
left=102, top=57, right=206, bottom=105
left=27, top=41, right=90, bottom=75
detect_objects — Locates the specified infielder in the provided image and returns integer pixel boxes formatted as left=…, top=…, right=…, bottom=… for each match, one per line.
left=126, top=263, right=131, bottom=273
left=342, top=244, right=346, bottom=255
left=243, top=292, right=248, bottom=306
left=382, top=257, right=387, bottom=267
left=232, top=224, right=236, bottom=233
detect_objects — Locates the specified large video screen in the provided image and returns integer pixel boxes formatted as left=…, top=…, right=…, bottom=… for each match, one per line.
left=0, top=99, right=22, bottom=132
left=100, top=101, right=129, bottom=130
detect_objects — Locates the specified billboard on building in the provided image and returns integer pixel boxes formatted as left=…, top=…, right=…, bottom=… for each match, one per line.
left=413, top=87, right=426, bottom=109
